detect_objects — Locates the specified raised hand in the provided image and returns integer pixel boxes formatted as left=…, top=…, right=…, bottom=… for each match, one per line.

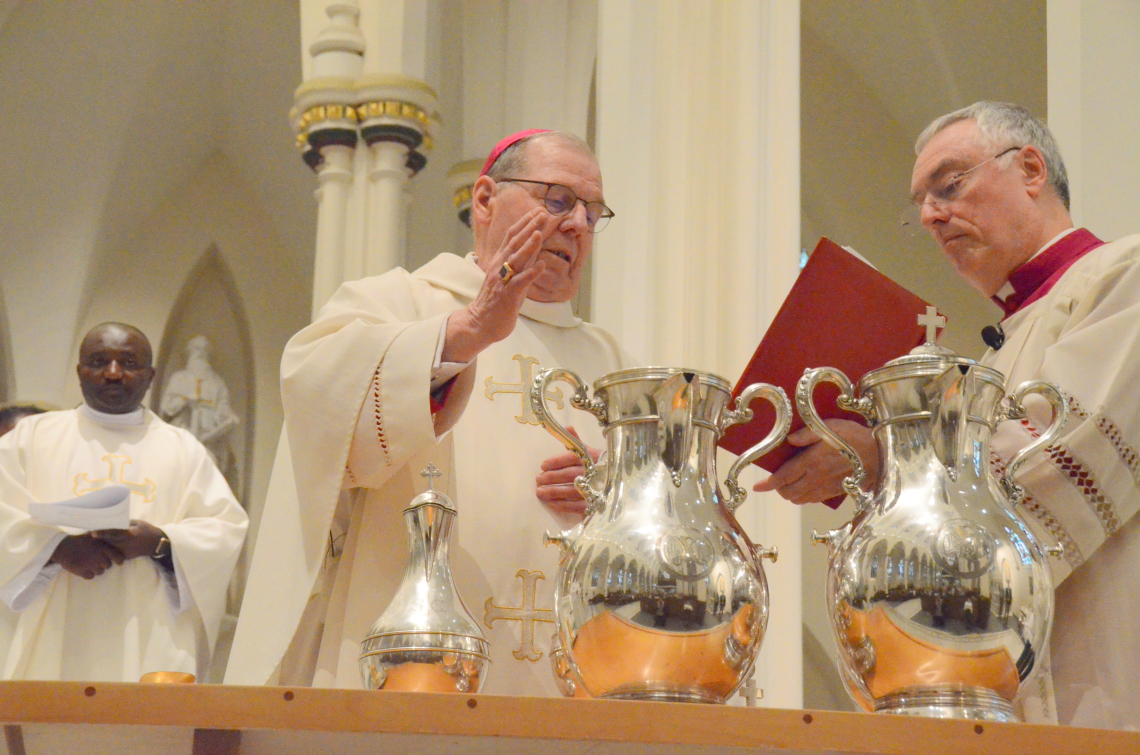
left=443, top=208, right=558, bottom=364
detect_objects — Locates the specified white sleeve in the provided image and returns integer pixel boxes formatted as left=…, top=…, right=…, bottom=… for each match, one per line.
left=430, top=312, right=471, bottom=390
left=161, top=552, right=190, bottom=614
left=0, top=533, right=65, bottom=611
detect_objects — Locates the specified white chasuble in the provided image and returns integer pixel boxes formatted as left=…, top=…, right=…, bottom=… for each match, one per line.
left=0, top=407, right=248, bottom=681
left=983, top=235, right=1140, bottom=729
left=226, top=253, right=623, bottom=696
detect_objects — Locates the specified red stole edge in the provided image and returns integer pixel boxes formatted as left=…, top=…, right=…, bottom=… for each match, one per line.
left=995, top=228, right=1105, bottom=318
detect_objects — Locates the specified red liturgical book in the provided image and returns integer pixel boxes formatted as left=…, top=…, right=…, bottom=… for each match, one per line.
left=718, top=238, right=934, bottom=507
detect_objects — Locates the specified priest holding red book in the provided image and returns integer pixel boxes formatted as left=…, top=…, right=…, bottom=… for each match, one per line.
left=762, top=101, right=1140, bottom=730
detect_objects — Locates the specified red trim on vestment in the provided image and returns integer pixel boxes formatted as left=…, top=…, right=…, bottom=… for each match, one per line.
left=992, top=228, right=1105, bottom=318
left=429, top=378, right=457, bottom=415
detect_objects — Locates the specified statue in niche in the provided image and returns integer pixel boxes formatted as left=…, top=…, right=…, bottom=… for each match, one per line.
left=160, top=335, right=240, bottom=495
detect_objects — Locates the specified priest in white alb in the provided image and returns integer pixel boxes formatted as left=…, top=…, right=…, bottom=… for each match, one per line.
left=0, top=323, right=248, bottom=681
left=226, top=130, right=625, bottom=695
left=761, top=102, right=1140, bottom=730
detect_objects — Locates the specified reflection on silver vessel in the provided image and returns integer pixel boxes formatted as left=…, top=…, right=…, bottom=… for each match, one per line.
left=359, top=465, right=490, bottom=693
left=549, top=631, right=590, bottom=699
left=799, top=340, right=1068, bottom=721
left=532, top=367, right=789, bottom=703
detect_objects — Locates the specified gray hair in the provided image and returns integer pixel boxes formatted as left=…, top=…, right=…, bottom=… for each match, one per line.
left=915, top=101, right=1070, bottom=210
left=484, top=131, right=595, bottom=181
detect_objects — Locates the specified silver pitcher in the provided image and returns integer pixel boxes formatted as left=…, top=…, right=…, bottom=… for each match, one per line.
left=798, top=342, right=1068, bottom=721
left=532, top=366, right=790, bottom=703
left=359, top=465, right=490, bottom=693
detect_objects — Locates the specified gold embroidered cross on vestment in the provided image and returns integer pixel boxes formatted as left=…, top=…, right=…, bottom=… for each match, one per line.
left=484, top=354, right=564, bottom=426
left=74, top=454, right=156, bottom=502
left=484, top=569, right=555, bottom=661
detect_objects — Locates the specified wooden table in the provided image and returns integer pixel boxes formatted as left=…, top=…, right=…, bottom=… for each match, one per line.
left=0, top=682, right=1134, bottom=755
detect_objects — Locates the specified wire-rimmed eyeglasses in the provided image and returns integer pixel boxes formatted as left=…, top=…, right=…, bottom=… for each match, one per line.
left=899, top=146, right=1023, bottom=236
left=496, top=178, right=615, bottom=233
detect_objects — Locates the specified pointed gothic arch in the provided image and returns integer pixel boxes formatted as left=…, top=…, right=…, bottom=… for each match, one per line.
left=150, top=246, right=255, bottom=510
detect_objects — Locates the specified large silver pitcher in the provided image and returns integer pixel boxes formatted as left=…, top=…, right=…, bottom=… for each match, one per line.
left=531, top=366, right=791, bottom=703
left=798, top=343, right=1068, bottom=721
left=358, top=465, right=490, bottom=693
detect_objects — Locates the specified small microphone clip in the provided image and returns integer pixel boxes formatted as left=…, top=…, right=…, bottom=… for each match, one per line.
left=981, top=324, right=1005, bottom=351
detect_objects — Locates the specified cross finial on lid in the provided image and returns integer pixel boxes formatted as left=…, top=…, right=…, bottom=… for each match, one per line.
left=739, top=670, right=763, bottom=707
left=917, top=306, right=946, bottom=344
left=420, top=464, right=442, bottom=492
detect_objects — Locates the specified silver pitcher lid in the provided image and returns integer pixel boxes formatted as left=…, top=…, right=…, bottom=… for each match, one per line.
left=887, top=306, right=973, bottom=366
left=883, top=340, right=974, bottom=368
left=861, top=307, right=1003, bottom=390
left=405, top=463, right=456, bottom=513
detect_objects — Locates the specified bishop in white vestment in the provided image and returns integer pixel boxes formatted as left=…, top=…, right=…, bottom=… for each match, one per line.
left=0, top=324, right=248, bottom=682
left=763, top=103, right=1140, bottom=729
left=906, top=104, right=1140, bottom=730
left=984, top=231, right=1140, bottom=729
left=227, top=131, right=625, bottom=695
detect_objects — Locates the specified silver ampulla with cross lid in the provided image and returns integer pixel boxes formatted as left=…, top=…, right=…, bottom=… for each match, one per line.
left=358, top=464, right=490, bottom=693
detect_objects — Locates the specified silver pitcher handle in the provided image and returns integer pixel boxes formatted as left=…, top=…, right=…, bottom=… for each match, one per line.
left=795, top=367, right=875, bottom=512
left=998, top=379, right=1069, bottom=504
left=531, top=368, right=607, bottom=514
left=723, top=383, right=793, bottom=513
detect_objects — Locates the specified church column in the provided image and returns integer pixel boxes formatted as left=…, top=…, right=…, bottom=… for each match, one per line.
left=295, top=0, right=365, bottom=316
left=296, top=0, right=440, bottom=309
left=446, top=159, right=483, bottom=228
left=502, top=0, right=596, bottom=138
left=354, top=1, right=439, bottom=277
left=446, top=0, right=597, bottom=233
left=445, top=0, right=508, bottom=231
left=356, top=76, right=436, bottom=277
left=594, top=0, right=802, bottom=707
left=1047, top=0, right=1140, bottom=239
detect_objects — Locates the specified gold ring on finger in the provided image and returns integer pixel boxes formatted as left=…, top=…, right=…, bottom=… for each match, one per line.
left=499, top=262, right=516, bottom=283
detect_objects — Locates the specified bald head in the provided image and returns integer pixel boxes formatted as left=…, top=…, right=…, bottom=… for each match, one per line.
left=483, top=131, right=595, bottom=182
left=81, top=323, right=152, bottom=363
left=77, top=323, right=155, bottom=414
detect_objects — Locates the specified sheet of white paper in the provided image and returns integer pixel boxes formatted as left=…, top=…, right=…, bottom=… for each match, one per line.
left=842, top=245, right=878, bottom=269
left=27, top=485, right=131, bottom=531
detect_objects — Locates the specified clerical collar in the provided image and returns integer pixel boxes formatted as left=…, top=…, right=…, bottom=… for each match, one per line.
left=991, top=228, right=1104, bottom=318
left=78, top=404, right=146, bottom=427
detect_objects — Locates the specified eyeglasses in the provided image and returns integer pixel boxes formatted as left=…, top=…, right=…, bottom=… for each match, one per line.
left=496, top=178, right=615, bottom=233
left=900, top=145, right=1022, bottom=235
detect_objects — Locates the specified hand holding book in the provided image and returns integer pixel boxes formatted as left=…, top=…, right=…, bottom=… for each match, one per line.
left=718, top=238, right=936, bottom=508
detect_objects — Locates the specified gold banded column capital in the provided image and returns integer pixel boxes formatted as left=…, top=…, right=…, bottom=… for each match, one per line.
left=291, top=74, right=439, bottom=174
left=292, top=77, right=359, bottom=169
left=355, top=74, right=438, bottom=176
left=446, top=159, right=483, bottom=228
